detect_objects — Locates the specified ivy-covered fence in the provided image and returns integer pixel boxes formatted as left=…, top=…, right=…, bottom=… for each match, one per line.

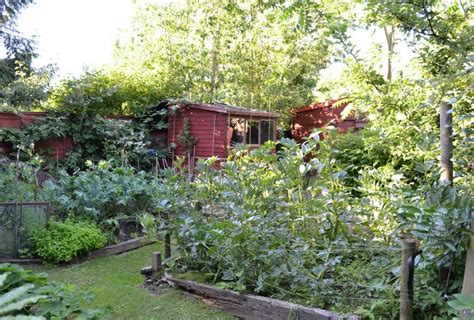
left=0, top=102, right=170, bottom=170
left=0, top=112, right=133, bottom=159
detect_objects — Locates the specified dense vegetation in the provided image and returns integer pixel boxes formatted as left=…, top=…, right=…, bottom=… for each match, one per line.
left=0, top=157, right=162, bottom=263
left=0, top=263, right=104, bottom=318
left=149, top=136, right=470, bottom=318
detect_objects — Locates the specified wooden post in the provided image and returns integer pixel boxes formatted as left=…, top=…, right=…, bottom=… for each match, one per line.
left=164, top=213, right=171, bottom=259
left=14, top=149, right=20, bottom=256
left=400, top=238, right=416, bottom=320
left=188, top=152, right=192, bottom=182
left=461, top=214, right=474, bottom=320
left=151, top=252, right=162, bottom=271
left=165, top=234, right=171, bottom=259
left=440, top=102, right=453, bottom=185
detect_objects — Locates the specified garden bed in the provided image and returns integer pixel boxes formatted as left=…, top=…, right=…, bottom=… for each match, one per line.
left=142, top=269, right=359, bottom=320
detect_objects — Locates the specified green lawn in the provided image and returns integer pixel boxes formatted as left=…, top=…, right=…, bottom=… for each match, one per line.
left=31, top=243, right=232, bottom=320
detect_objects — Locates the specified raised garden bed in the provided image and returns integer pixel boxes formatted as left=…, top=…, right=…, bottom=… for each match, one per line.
left=165, top=277, right=358, bottom=320
left=141, top=263, right=359, bottom=320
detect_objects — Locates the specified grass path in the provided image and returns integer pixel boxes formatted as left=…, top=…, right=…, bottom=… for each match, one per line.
left=31, top=243, right=232, bottom=320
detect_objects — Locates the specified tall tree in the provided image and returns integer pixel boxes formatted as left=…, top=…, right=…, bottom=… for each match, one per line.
left=364, top=0, right=473, bottom=79
left=383, top=25, right=395, bottom=81
left=0, top=0, right=36, bottom=86
left=113, top=0, right=332, bottom=121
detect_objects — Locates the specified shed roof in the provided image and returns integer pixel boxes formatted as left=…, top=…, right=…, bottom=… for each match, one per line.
left=293, top=99, right=347, bottom=114
left=176, top=101, right=280, bottom=118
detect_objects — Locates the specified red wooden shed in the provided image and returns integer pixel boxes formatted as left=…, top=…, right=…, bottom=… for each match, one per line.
left=167, top=102, right=280, bottom=161
left=291, top=99, right=365, bottom=143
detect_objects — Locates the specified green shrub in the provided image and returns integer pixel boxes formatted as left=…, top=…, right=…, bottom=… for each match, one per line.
left=32, top=219, right=107, bottom=263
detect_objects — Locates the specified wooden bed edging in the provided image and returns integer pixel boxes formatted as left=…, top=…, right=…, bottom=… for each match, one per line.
left=0, top=238, right=156, bottom=265
left=164, top=276, right=359, bottom=320
left=88, top=237, right=156, bottom=259
left=0, top=258, right=42, bottom=264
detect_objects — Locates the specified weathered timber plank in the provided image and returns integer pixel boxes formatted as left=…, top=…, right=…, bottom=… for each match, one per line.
left=89, top=237, right=156, bottom=258
left=165, top=277, right=358, bottom=320
left=0, top=258, right=42, bottom=264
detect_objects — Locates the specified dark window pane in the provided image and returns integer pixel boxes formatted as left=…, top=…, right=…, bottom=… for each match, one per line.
left=246, top=121, right=259, bottom=145
left=260, top=120, right=275, bottom=143
left=230, top=118, right=245, bottom=146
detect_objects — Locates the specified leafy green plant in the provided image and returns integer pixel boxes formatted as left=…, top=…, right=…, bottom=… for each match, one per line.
left=395, top=183, right=472, bottom=316
left=159, top=139, right=400, bottom=316
left=0, top=263, right=105, bottom=319
left=42, top=161, right=159, bottom=223
left=155, top=129, right=472, bottom=319
left=178, top=117, right=198, bottom=155
left=32, top=219, right=107, bottom=263
left=317, top=128, right=391, bottom=189
left=448, top=294, right=474, bottom=319
left=138, top=213, right=157, bottom=240
left=0, top=280, right=46, bottom=318
left=0, top=153, right=46, bottom=203
left=0, top=62, right=54, bottom=111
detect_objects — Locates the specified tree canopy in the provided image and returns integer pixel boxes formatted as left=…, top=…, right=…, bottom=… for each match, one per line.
left=0, top=0, right=36, bottom=85
left=112, top=0, right=334, bottom=120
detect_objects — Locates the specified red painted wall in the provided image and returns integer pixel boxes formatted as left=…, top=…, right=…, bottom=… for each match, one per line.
left=291, top=102, right=365, bottom=143
left=168, top=107, right=228, bottom=159
left=0, top=113, right=21, bottom=128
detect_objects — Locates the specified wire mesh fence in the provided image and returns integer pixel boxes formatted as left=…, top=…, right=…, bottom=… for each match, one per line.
left=0, top=202, right=51, bottom=258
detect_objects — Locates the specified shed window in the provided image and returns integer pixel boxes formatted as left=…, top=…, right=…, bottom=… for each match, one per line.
left=246, top=121, right=259, bottom=145
left=228, top=118, right=276, bottom=147
left=260, top=120, right=275, bottom=143
left=230, top=118, right=245, bottom=145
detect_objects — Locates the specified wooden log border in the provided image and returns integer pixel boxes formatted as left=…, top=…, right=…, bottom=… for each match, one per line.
left=0, top=237, right=156, bottom=264
left=0, top=258, right=42, bottom=264
left=164, top=276, right=359, bottom=320
left=88, top=237, right=156, bottom=259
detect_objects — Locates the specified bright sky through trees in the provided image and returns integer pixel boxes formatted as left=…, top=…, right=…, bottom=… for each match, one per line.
left=15, top=0, right=136, bottom=76
left=12, top=0, right=415, bottom=80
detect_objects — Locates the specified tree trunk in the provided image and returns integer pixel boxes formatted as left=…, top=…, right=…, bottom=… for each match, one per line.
left=383, top=26, right=396, bottom=81
left=439, top=102, right=453, bottom=185
left=210, top=32, right=219, bottom=102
